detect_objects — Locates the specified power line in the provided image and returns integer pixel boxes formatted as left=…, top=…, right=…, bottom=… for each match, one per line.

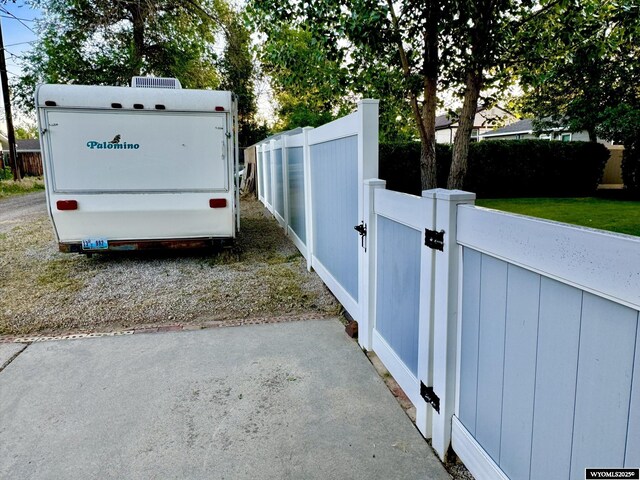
left=3, top=49, right=22, bottom=60
left=0, top=8, right=37, bottom=35
left=0, top=14, right=35, bottom=22
left=5, top=40, right=36, bottom=47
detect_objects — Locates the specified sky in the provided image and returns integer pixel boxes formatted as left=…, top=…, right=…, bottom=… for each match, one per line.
left=0, top=0, right=41, bottom=126
left=1, top=1, right=39, bottom=75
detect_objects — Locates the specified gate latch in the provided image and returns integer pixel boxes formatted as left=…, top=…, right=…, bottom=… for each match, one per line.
left=420, top=382, right=440, bottom=413
left=354, top=222, right=367, bottom=251
left=425, top=228, right=445, bottom=251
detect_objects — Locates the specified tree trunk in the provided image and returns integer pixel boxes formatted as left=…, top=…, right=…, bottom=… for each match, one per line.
left=448, top=71, right=482, bottom=189
left=419, top=0, right=440, bottom=190
left=587, top=128, right=597, bottom=142
left=386, top=0, right=439, bottom=189
left=130, top=5, right=145, bottom=76
left=420, top=77, right=438, bottom=190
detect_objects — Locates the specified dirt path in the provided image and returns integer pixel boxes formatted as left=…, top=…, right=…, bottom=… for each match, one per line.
left=0, top=192, right=47, bottom=234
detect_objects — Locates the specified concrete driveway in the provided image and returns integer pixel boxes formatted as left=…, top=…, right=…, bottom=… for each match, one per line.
left=0, top=319, right=450, bottom=480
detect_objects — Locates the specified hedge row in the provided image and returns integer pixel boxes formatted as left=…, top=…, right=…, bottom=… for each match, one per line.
left=379, top=140, right=610, bottom=198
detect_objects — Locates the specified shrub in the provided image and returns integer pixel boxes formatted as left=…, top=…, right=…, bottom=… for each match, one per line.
left=379, top=140, right=609, bottom=198
left=621, top=139, right=640, bottom=196
left=378, top=142, right=451, bottom=196
left=0, top=167, right=13, bottom=180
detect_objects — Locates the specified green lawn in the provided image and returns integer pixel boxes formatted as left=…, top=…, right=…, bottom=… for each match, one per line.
left=476, top=197, right=640, bottom=237
left=0, top=177, right=45, bottom=199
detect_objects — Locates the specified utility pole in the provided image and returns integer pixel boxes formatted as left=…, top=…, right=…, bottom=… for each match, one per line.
left=0, top=18, right=20, bottom=181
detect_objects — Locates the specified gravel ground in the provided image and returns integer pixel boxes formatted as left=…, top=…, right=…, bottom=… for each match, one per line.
left=0, top=195, right=339, bottom=337
left=0, top=191, right=46, bottom=234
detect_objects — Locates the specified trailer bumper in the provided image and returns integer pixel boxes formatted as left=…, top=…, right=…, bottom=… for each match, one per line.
left=59, top=237, right=234, bottom=254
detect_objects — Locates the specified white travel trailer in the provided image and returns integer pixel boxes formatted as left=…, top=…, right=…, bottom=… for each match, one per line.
left=36, top=77, right=239, bottom=253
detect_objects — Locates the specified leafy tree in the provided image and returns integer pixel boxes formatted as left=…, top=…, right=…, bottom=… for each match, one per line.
left=244, top=19, right=350, bottom=131
left=247, top=2, right=419, bottom=141
left=516, top=0, right=640, bottom=191
left=517, top=0, right=639, bottom=140
left=14, top=124, right=39, bottom=139
left=444, top=0, right=531, bottom=188
left=248, top=1, right=533, bottom=189
left=14, top=0, right=228, bottom=111
left=217, top=5, right=265, bottom=147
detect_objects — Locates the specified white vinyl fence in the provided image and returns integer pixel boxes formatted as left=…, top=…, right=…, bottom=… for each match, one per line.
left=255, top=100, right=379, bottom=324
left=364, top=183, right=640, bottom=480
left=254, top=105, right=640, bottom=480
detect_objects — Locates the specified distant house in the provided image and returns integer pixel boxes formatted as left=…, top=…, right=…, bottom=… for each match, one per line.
left=479, top=118, right=611, bottom=144
left=435, top=106, right=517, bottom=144
left=2, top=139, right=43, bottom=176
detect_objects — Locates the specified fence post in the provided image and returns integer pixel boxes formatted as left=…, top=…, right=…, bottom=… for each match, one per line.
left=255, top=144, right=262, bottom=201
left=430, top=188, right=476, bottom=460
left=359, top=178, right=386, bottom=351
left=357, top=99, right=379, bottom=332
left=302, top=126, right=314, bottom=272
left=269, top=139, right=276, bottom=213
left=282, top=134, right=290, bottom=234
left=415, top=189, right=440, bottom=438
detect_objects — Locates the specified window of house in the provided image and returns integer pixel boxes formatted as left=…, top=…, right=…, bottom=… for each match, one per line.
left=561, top=133, right=572, bottom=142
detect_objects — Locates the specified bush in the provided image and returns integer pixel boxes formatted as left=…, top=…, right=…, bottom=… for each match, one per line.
left=0, top=167, right=13, bottom=180
left=378, top=142, right=451, bottom=196
left=621, top=139, right=640, bottom=196
left=379, top=140, right=609, bottom=198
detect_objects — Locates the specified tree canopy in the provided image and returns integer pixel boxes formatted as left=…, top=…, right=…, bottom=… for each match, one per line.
left=247, top=0, right=540, bottom=189
left=14, top=0, right=227, bottom=111
left=516, top=0, right=640, bottom=191
left=12, top=0, right=266, bottom=147
left=516, top=0, right=640, bottom=142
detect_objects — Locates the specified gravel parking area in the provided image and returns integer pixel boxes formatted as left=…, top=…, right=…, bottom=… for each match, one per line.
left=0, top=196, right=338, bottom=337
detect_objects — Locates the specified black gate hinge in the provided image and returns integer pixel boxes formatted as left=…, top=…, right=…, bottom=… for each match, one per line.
left=425, top=228, right=445, bottom=251
left=420, top=382, right=440, bottom=413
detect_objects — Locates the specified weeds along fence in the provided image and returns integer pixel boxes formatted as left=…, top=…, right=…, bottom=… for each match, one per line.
left=254, top=103, right=640, bottom=480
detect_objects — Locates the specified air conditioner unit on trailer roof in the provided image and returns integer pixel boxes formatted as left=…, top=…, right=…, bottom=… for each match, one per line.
left=131, top=76, right=182, bottom=89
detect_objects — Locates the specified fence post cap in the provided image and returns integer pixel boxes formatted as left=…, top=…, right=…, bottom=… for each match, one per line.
left=422, top=189, right=438, bottom=199
left=429, top=188, right=476, bottom=202
left=364, top=178, right=386, bottom=187
left=302, top=126, right=314, bottom=131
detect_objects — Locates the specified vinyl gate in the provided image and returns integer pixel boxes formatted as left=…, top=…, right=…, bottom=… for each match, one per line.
left=366, top=186, right=438, bottom=436
left=254, top=101, right=379, bottom=324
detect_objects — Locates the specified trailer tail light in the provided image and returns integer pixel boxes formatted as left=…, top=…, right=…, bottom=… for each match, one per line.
left=209, top=198, right=227, bottom=208
left=215, top=106, right=225, bottom=112
left=57, top=200, right=78, bottom=211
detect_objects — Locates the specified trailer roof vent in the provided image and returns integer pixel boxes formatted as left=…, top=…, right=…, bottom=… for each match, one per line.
left=131, top=76, right=182, bottom=89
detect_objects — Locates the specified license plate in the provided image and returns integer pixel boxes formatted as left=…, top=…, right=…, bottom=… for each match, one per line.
left=82, top=238, right=109, bottom=250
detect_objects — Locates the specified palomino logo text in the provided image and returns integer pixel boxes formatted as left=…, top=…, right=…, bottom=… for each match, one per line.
left=86, top=134, right=140, bottom=150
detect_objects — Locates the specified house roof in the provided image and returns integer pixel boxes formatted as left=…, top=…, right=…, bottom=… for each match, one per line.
left=435, top=105, right=514, bottom=130
left=481, top=118, right=534, bottom=137
left=435, top=113, right=456, bottom=129
left=1, top=139, right=41, bottom=152
left=17, top=139, right=41, bottom=151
